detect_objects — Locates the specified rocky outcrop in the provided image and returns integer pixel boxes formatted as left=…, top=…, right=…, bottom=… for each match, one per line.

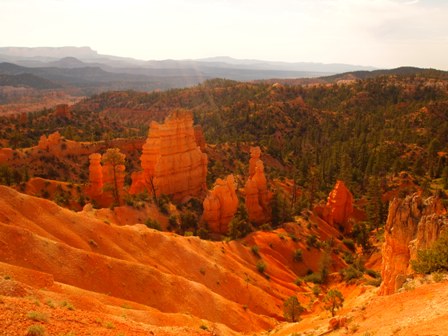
left=129, top=110, right=207, bottom=201
left=379, top=194, right=447, bottom=295
left=322, top=180, right=354, bottom=233
left=245, top=147, right=272, bottom=224
left=38, top=131, right=63, bottom=153
left=86, top=153, right=103, bottom=199
left=203, top=175, right=239, bottom=234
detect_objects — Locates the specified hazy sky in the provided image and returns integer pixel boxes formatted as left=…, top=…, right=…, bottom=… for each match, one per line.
left=1, top=0, right=448, bottom=69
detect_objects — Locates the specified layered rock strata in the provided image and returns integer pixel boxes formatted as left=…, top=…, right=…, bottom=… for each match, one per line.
left=130, top=110, right=207, bottom=201
left=379, top=194, right=447, bottom=295
left=86, top=153, right=103, bottom=198
left=244, top=147, right=272, bottom=224
left=203, top=175, right=239, bottom=234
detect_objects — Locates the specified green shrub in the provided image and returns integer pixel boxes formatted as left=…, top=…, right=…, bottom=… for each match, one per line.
left=293, top=249, right=303, bottom=262
left=366, top=269, right=381, bottom=279
left=256, top=260, right=266, bottom=274
left=366, top=278, right=382, bottom=287
left=342, top=238, right=355, bottom=251
left=288, top=233, right=299, bottom=242
left=411, top=232, right=448, bottom=274
left=27, top=311, right=48, bottom=322
left=302, top=272, right=322, bottom=284
left=157, top=194, right=170, bottom=214
left=251, top=245, right=260, bottom=257
left=306, top=234, right=319, bottom=249
left=61, top=301, right=75, bottom=310
left=26, top=325, right=45, bottom=336
left=341, top=265, right=363, bottom=282
left=145, top=218, right=161, bottom=231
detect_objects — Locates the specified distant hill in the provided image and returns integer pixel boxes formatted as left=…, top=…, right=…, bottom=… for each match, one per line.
left=0, top=73, right=60, bottom=89
left=0, top=46, right=379, bottom=91
left=320, top=66, right=448, bottom=82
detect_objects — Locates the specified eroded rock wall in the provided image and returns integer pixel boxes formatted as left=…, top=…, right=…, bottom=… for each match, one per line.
left=130, top=110, right=207, bottom=201
left=379, top=194, right=447, bottom=295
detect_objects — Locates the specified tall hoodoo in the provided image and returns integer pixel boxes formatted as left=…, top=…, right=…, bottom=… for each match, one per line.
left=379, top=194, right=447, bottom=295
left=244, top=147, right=272, bottom=224
left=323, top=180, right=354, bottom=233
left=130, top=109, right=207, bottom=201
left=87, top=153, right=103, bottom=199
left=203, top=174, right=239, bottom=234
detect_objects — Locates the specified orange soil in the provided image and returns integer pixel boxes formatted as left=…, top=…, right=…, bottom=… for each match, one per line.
left=268, top=281, right=448, bottom=336
left=1, top=185, right=342, bottom=334
left=1, top=185, right=446, bottom=335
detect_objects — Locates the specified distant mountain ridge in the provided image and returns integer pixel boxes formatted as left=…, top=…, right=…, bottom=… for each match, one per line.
left=2, top=46, right=444, bottom=94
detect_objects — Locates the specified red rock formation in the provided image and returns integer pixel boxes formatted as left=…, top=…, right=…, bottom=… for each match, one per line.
left=130, top=110, right=207, bottom=201
left=323, top=180, right=354, bottom=233
left=86, top=153, right=103, bottom=199
left=379, top=194, right=447, bottom=295
left=203, top=175, right=239, bottom=234
left=245, top=147, right=272, bottom=224
left=37, top=131, right=64, bottom=155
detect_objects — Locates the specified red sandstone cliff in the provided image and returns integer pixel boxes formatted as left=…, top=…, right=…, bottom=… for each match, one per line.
left=130, top=110, right=207, bottom=201
left=202, top=175, right=239, bottom=234
left=379, top=194, right=447, bottom=295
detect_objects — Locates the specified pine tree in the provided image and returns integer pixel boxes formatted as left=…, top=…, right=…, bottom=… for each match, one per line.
left=283, top=296, right=305, bottom=322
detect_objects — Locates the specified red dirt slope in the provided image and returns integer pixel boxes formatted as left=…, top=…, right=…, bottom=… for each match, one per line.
left=0, top=185, right=340, bottom=334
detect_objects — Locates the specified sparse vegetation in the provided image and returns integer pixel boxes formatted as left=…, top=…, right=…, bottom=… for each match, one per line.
left=283, top=296, right=305, bottom=322
left=26, top=325, right=45, bottom=336
left=251, top=245, right=260, bottom=257
left=61, top=300, right=75, bottom=310
left=27, top=311, right=48, bottom=322
left=145, top=218, right=162, bottom=231
left=411, top=231, right=448, bottom=274
left=293, top=249, right=303, bottom=262
left=256, top=260, right=266, bottom=274
left=323, top=289, right=344, bottom=317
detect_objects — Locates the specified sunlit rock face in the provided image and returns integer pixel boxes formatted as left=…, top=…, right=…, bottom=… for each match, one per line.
left=130, top=109, right=207, bottom=201
left=245, top=147, right=272, bottom=225
left=323, top=180, right=354, bottom=233
left=203, top=174, right=239, bottom=234
left=379, top=194, right=447, bottom=295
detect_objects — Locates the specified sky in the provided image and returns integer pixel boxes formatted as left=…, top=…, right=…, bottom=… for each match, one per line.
left=1, top=0, right=448, bottom=69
